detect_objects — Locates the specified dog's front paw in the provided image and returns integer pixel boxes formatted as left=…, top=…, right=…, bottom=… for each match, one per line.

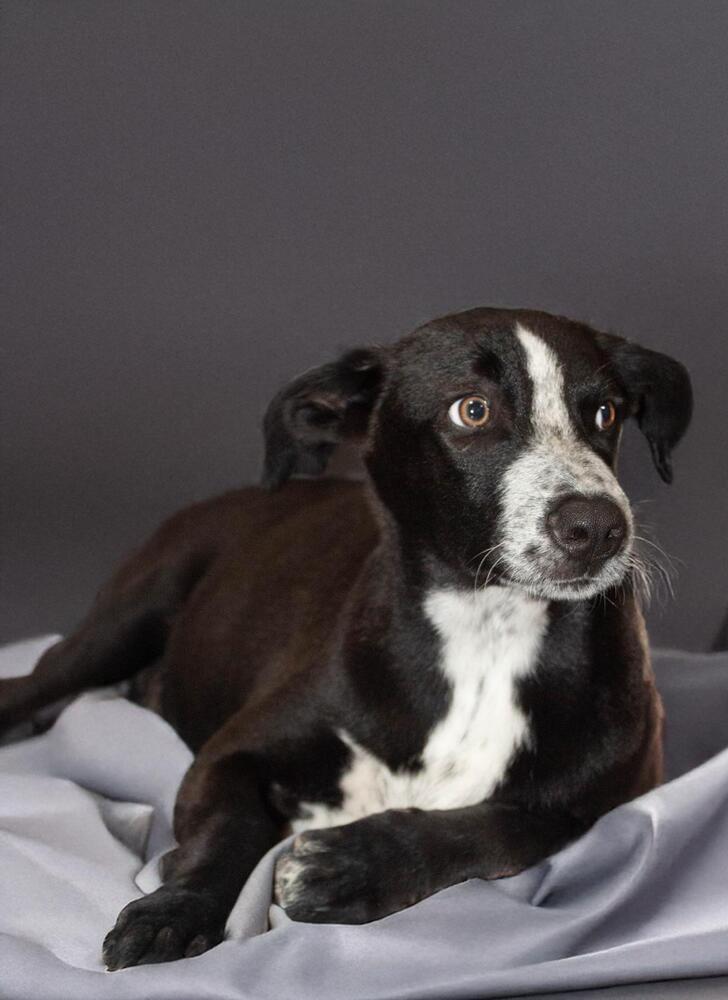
left=274, top=812, right=428, bottom=924
left=103, top=885, right=225, bottom=970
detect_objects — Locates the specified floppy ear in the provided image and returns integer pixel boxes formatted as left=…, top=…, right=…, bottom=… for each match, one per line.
left=262, top=348, right=384, bottom=490
left=598, top=334, right=693, bottom=483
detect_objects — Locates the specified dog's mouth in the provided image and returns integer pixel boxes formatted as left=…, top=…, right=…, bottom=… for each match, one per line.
left=501, top=558, right=630, bottom=602
left=490, top=545, right=633, bottom=602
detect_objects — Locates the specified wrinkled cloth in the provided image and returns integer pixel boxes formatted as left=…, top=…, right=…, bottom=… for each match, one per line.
left=1, top=635, right=728, bottom=999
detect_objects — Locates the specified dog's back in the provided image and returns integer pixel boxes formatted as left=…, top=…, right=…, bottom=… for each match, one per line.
left=13, top=479, right=377, bottom=750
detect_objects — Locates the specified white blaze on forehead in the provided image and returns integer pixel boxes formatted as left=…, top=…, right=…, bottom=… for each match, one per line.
left=515, top=323, right=574, bottom=439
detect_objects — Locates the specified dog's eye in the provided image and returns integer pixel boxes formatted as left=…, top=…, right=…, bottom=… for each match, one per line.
left=449, top=396, right=491, bottom=429
left=595, top=401, right=617, bottom=431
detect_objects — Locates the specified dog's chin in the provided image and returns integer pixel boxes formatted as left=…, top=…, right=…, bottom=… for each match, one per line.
left=525, top=577, right=615, bottom=602
left=501, top=558, right=630, bottom=603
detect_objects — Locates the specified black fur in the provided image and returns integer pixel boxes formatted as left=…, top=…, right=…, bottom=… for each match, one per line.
left=262, top=348, right=383, bottom=489
left=0, top=307, right=691, bottom=968
left=595, top=333, right=693, bottom=483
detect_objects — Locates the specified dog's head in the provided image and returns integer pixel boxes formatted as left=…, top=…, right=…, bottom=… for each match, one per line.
left=262, top=308, right=692, bottom=600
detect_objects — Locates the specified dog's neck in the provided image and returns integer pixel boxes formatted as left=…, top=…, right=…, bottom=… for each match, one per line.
left=366, top=491, right=482, bottom=594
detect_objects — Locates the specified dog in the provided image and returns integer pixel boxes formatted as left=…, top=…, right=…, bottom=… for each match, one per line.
left=0, top=307, right=692, bottom=969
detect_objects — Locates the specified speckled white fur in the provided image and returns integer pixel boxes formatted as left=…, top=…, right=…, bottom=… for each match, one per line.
left=290, top=586, right=548, bottom=836
left=499, top=324, right=633, bottom=600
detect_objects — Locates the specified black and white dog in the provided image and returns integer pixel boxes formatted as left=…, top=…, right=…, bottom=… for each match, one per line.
left=0, top=307, right=692, bottom=968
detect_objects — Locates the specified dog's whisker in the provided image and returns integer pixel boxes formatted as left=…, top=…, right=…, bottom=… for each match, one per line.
left=630, top=533, right=679, bottom=606
left=628, top=552, right=653, bottom=608
left=471, top=543, right=506, bottom=595
left=600, top=589, right=618, bottom=611
left=633, top=533, right=683, bottom=569
left=482, top=552, right=508, bottom=590
left=468, top=542, right=505, bottom=566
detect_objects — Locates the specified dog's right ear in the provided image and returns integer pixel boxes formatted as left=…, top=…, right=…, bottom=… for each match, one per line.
left=262, top=348, right=384, bottom=490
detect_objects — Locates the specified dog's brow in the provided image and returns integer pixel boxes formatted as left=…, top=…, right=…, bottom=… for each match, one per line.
left=472, top=348, right=503, bottom=382
left=586, top=361, right=621, bottom=392
left=584, top=374, right=623, bottom=400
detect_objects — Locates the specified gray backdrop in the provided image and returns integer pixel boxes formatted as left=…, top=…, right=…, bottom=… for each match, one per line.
left=2, top=0, right=727, bottom=650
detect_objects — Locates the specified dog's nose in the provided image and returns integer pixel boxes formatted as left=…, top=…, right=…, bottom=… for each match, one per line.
left=546, top=495, right=627, bottom=564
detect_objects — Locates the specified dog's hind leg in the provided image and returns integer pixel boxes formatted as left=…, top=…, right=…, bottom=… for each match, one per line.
left=0, top=555, right=208, bottom=733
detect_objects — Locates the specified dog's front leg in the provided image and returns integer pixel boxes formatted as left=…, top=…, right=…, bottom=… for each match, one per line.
left=275, top=802, right=581, bottom=924
left=103, top=750, right=279, bottom=969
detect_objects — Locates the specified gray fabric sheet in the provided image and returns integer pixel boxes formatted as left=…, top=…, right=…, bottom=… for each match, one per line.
left=2, top=636, right=728, bottom=999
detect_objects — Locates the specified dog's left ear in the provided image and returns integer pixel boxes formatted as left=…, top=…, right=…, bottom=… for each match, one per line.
left=262, top=348, right=384, bottom=490
left=597, top=334, right=693, bottom=483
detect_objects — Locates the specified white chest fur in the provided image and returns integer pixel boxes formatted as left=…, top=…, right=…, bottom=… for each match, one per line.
left=291, top=587, right=548, bottom=834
